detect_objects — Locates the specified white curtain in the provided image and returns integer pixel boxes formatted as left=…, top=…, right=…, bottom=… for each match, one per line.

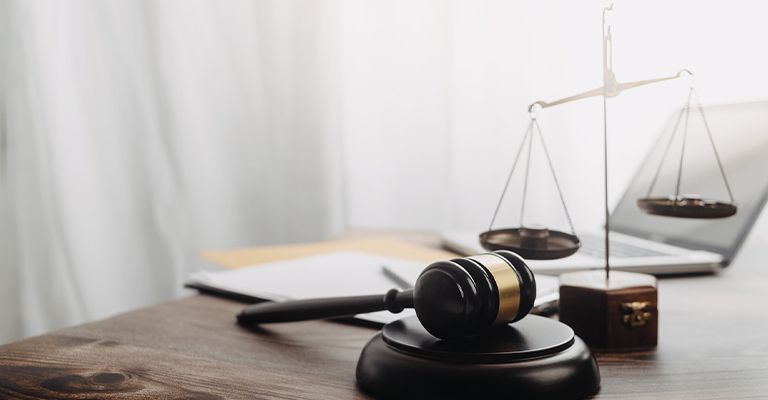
left=0, top=0, right=344, bottom=343
left=2, top=0, right=767, bottom=344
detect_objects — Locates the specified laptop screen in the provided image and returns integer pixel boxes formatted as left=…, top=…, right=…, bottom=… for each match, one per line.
left=610, top=101, right=768, bottom=264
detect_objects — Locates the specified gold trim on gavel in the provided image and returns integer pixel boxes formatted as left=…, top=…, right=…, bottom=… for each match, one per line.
left=468, top=254, right=521, bottom=325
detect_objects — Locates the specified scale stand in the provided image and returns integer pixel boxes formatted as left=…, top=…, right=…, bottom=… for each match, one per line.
left=525, top=3, right=702, bottom=351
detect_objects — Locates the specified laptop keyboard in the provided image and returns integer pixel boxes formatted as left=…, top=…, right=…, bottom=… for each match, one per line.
left=579, top=235, right=670, bottom=258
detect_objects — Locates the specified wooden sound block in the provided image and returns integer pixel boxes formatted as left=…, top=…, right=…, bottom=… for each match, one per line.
left=559, top=270, right=658, bottom=352
left=356, top=315, right=600, bottom=399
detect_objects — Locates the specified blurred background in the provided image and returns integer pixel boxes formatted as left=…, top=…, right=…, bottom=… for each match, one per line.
left=1, top=0, right=766, bottom=344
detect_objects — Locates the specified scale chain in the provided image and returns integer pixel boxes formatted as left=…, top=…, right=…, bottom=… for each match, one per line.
left=533, top=120, right=577, bottom=236
left=519, top=123, right=535, bottom=227
left=674, top=88, right=694, bottom=201
left=692, top=89, right=736, bottom=204
left=646, top=106, right=687, bottom=198
left=488, top=121, right=533, bottom=231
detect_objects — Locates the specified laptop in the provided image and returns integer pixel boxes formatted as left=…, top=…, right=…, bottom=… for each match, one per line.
left=442, top=101, right=768, bottom=275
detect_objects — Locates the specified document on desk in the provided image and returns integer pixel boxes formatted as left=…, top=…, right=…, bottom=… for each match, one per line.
left=186, top=251, right=559, bottom=325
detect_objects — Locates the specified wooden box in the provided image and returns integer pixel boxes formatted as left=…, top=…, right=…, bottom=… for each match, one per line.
left=559, top=271, right=658, bottom=351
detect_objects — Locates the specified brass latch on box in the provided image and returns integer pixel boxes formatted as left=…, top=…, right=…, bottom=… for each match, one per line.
left=620, top=301, right=653, bottom=327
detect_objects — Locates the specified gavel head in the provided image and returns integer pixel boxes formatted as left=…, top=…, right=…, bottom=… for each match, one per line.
left=413, top=250, right=536, bottom=339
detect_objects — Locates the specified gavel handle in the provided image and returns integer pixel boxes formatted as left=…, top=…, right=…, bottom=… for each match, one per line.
left=236, top=289, right=414, bottom=325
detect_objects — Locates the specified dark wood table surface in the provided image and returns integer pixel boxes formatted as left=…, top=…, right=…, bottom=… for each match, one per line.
left=2, top=236, right=768, bottom=399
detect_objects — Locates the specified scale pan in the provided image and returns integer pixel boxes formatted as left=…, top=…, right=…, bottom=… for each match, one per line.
left=479, top=227, right=581, bottom=260
left=637, top=196, right=737, bottom=219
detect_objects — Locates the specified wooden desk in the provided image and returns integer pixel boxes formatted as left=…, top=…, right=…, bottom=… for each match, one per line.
left=2, top=237, right=768, bottom=399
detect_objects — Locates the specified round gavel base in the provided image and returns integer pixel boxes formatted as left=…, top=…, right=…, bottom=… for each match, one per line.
left=356, top=315, right=600, bottom=399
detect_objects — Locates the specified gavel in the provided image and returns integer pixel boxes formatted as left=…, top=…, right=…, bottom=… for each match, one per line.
left=237, top=250, right=536, bottom=339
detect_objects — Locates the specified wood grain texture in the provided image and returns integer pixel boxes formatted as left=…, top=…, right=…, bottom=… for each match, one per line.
left=0, top=296, right=373, bottom=399
left=560, top=276, right=658, bottom=350
left=2, top=236, right=768, bottom=399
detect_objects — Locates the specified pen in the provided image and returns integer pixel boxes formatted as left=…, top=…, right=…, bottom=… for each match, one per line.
left=380, top=265, right=413, bottom=290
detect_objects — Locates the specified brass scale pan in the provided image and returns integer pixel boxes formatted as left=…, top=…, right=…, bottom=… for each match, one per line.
left=480, top=118, right=581, bottom=261
left=480, top=226, right=580, bottom=260
left=637, top=196, right=737, bottom=219
left=638, top=88, right=737, bottom=220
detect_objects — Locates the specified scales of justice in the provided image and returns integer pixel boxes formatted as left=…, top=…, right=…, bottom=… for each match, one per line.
left=479, top=3, right=736, bottom=353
